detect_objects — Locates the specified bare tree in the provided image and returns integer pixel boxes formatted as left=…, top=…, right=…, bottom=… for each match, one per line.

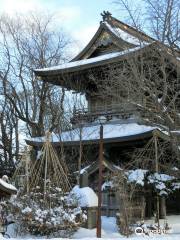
left=144, top=0, right=180, bottom=49
left=109, top=0, right=180, bottom=152
left=0, top=13, right=72, bottom=137
left=114, top=0, right=180, bottom=49
left=0, top=100, right=19, bottom=176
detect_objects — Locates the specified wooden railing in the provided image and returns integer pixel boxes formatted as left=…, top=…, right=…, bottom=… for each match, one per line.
left=71, top=103, right=141, bottom=125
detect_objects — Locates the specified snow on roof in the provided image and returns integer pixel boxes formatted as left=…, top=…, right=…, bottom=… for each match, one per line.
left=71, top=185, right=98, bottom=207
left=35, top=46, right=144, bottom=73
left=29, top=123, right=156, bottom=144
left=0, top=179, right=17, bottom=192
left=105, top=22, right=148, bottom=46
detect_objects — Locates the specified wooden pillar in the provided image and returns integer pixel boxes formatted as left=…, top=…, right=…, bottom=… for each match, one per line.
left=146, top=195, right=152, bottom=218
left=160, top=196, right=166, bottom=219
left=107, top=190, right=111, bottom=217
left=97, top=124, right=103, bottom=238
left=141, top=195, right=146, bottom=220
left=26, top=150, right=30, bottom=194
left=154, top=135, right=160, bottom=229
left=78, top=127, right=82, bottom=186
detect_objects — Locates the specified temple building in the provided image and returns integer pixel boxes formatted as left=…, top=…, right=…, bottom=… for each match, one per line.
left=26, top=12, right=180, bottom=220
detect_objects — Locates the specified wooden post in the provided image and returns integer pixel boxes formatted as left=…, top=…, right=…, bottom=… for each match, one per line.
left=26, top=149, right=30, bottom=194
left=160, top=196, right=166, bottom=219
left=154, top=135, right=160, bottom=229
left=78, top=126, right=82, bottom=186
left=141, top=195, right=146, bottom=221
left=97, top=124, right=103, bottom=238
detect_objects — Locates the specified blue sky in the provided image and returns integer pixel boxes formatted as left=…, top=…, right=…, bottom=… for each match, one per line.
left=0, top=0, right=141, bottom=54
left=0, top=1, right=119, bottom=42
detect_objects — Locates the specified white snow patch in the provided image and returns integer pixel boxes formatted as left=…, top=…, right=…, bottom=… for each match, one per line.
left=171, top=167, right=179, bottom=171
left=159, top=190, right=168, bottom=195
left=102, top=181, right=114, bottom=190
left=148, top=173, right=175, bottom=183
left=36, top=150, right=42, bottom=160
left=73, top=216, right=120, bottom=239
left=71, top=185, right=98, bottom=207
left=29, top=123, right=156, bottom=143
left=0, top=179, right=17, bottom=192
left=80, top=165, right=90, bottom=174
left=105, top=22, right=148, bottom=46
left=156, top=182, right=166, bottom=190
left=127, top=169, right=148, bottom=186
left=22, top=207, right=32, bottom=214
left=172, top=182, right=180, bottom=190
left=4, top=215, right=180, bottom=239
left=35, top=46, right=146, bottom=72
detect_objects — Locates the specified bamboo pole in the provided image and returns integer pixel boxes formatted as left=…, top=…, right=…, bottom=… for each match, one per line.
left=44, top=132, right=50, bottom=201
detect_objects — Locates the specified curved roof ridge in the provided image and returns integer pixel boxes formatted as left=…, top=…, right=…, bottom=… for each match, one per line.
left=72, top=13, right=156, bottom=61
left=108, top=15, right=156, bottom=42
left=71, top=23, right=104, bottom=61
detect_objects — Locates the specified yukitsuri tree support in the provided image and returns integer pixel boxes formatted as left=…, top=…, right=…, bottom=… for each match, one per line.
left=8, top=132, right=84, bottom=236
left=116, top=130, right=173, bottom=235
left=27, top=131, right=71, bottom=198
left=11, top=146, right=31, bottom=191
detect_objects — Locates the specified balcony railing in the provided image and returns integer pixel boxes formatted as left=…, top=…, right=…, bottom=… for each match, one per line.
left=71, top=103, right=141, bottom=125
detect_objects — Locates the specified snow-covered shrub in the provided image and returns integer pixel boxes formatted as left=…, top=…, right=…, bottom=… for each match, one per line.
left=124, top=169, right=180, bottom=197
left=114, top=168, right=179, bottom=236
left=8, top=186, right=86, bottom=237
left=147, top=172, right=177, bottom=196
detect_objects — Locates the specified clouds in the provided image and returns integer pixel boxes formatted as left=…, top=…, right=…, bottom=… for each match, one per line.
left=0, top=0, right=42, bottom=15
left=0, top=0, right=106, bottom=57
left=0, top=0, right=82, bottom=22
left=69, top=24, right=98, bottom=57
left=72, top=24, right=98, bottom=49
left=55, top=6, right=81, bottom=22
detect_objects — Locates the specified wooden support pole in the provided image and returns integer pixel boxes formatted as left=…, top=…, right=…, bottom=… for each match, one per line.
left=97, top=124, right=103, bottom=238
left=44, top=132, right=50, bottom=202
left=154, top=135, right=160, bottom=229
left=160, top=196, right=166, bottom=219
left=78, top=127, right=82, bottom=186
left=26, top=151, right=30, bottom=194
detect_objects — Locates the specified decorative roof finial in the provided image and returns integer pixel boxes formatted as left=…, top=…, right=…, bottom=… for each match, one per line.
left=101, top=11, right=112, bottom=22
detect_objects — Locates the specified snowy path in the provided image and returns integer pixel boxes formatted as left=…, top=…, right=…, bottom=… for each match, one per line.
left=73, top=215, right=180, bottom=239
left=3, top=215, right=180, bottom=239
left=73, top=217, right=120, bottom=239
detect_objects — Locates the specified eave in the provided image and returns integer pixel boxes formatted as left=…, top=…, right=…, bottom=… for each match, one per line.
left=26, top=129, right=169, bottom=148
left=34, top=43, right=154, bottom=88
left=34, top=43, right=180, bottom=90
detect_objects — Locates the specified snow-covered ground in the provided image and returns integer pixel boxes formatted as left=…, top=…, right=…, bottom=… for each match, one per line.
left=3, top=215, right=180, bottom=239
